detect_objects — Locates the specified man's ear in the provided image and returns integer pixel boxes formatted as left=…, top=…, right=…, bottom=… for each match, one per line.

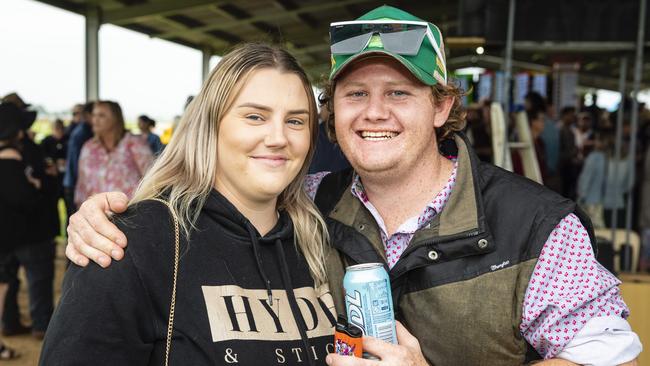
left=433, top=96, right=455, bottom=128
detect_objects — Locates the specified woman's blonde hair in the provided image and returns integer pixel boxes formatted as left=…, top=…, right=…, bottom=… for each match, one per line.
left=130, top=43, right=329, bottom=285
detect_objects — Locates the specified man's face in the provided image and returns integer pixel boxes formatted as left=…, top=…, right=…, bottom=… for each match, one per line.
left=561, top=110, right=576, bottom=126
left=577, top=114, right=592, bottom=131
left=333, top=57, right=452, bottom=178
left=72, top=105, right=83, bottom=123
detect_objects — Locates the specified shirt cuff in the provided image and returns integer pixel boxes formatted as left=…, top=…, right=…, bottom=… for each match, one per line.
left=555, top=316, right=642, bottom=366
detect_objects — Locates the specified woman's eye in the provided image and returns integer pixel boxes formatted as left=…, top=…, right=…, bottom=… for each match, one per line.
left=246, top=114, right=264, bottom=121
left=287, top=119, right=304, bottom=126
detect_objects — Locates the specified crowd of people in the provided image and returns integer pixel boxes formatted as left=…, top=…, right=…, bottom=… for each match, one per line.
left=465, top=93, right=650, bottom=272
left=0, top=93, right=163, bottom=360
left=0, top=4, right=646, bottom=365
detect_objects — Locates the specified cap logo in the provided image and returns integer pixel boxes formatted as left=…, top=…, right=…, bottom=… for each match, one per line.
left=367, top=34, right=383, bottom=49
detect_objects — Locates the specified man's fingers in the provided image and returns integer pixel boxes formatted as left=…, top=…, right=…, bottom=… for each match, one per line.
left=325, top=354, right=378, bottom=366
left=65, top=240, right=89, bottom=267
left=78, top=215, right=125, bottom=260
left=68, top=231, right=111, bottom=268
left=80, top=195, right=128, bottom=249
left=395, top=321, right=420, bottom=349
left=359, top=335, right=399, bottom=360
left=103, top=191, right=129, bottom=214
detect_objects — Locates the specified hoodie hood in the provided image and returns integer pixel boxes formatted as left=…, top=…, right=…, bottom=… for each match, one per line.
left=202, top=188, right=294, bottom=244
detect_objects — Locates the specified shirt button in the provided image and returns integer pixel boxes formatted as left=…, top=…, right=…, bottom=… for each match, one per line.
left=428, top=250, right=439, bottom=261
left=477, top=239, right=488, bottom=249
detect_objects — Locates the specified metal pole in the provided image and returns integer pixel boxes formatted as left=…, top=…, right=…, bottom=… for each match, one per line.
left=502, top=0, right=515, bottom=112
left=85, top=6, right=100, bottom=101
left=624, top=0, right=646, bottom=245
left=202, top=47, right=211, bottom=82
left=610, top=57, right=627, bottom=241
left=457, top=0, right=464, bottom=36
left=501, top=0, right=516, bottom=171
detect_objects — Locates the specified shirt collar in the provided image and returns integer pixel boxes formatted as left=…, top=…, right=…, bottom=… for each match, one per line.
left=350, top=160, right=458, bottom=233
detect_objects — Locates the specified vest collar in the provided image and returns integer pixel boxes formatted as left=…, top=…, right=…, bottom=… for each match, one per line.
left=391, top=133, right=495, bottom=277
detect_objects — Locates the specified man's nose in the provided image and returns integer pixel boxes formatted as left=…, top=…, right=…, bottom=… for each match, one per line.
left=364, top=94, right=389, bottom=122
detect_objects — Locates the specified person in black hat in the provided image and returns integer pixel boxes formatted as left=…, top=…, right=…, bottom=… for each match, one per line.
left=0, top=95, right=58, bottom=340
left=0, top=102, right=45, bottom=360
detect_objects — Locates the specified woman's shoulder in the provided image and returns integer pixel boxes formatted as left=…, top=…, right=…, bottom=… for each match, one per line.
left=124, top=132, right=148, bottom=145
left=115, top=200, right=174, bottom=229
left=80, top=137, right=101, bottom=153
left=113, top=200, right=177, bottom=248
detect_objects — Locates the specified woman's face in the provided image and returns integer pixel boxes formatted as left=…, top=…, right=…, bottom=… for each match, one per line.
left=214, top=68, right=311, bottom=206
left=91, top=104, right=117, bottom=137
left=138, top=118, right=149, bottom=134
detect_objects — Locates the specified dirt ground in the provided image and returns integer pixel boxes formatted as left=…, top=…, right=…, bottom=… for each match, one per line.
left=3, top=241, right=66, bottom=365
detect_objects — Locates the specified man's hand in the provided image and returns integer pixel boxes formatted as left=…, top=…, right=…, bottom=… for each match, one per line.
left=66, top=192, right=129, bottom=268
left=326, top=322, right=428, bottom=366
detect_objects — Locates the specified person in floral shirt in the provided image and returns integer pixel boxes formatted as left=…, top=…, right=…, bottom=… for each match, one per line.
left=75, top=101, right=153, bottom=207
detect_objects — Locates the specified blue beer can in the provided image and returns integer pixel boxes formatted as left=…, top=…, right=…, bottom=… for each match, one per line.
left=343, top=263, right=397, bottom=346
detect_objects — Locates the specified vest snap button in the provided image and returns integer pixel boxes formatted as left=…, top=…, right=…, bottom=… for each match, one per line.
left=428, top=250, right=439, bottom=261
left=478, top=239, right=488, bottom=249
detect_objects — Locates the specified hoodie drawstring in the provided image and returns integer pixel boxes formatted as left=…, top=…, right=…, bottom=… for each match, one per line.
left=245, top=222, right=274, bottom=306
left=245, top=222, right=315, bottom=366
left=274, top=238, right=316, bottom=366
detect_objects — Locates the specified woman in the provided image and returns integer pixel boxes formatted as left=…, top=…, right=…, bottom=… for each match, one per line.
left=0, top=102, right=44, bottom=360
left=41, top=44, right=333, bottom=366
left=74, top=101, right=153, bottom=207
left=138, top=114, right=163, bottom=155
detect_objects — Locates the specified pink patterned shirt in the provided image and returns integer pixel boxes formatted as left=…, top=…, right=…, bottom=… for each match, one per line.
left=303, top=169, right=630, bottom=359
left=75, top=133, right=153, bottom=207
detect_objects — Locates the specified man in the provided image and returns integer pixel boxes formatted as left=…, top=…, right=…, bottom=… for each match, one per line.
left=62, top=102, right=93, bottom=215
left=309, top=103, right=351, bottom=173
left=558, top=106, right=578, bottom=200
left=573, top=112, right=595, bottom=162
left=525, top=92, right=562, bottom=193
left=65, top=6, right=641, bottom=365
left=64, top=104, right=84, bottom=140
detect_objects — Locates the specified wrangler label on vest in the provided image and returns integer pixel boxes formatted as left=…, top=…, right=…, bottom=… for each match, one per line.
left=202, top=285, right=337, bottom=342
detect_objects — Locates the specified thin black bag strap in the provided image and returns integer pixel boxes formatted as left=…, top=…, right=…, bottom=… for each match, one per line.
left=313, top=168, right=355, bottom=217
left=150, top=198, right=180, bottom=366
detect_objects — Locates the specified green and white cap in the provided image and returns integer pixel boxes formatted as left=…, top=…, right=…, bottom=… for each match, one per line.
left=329, top=5, right=447, bottom=86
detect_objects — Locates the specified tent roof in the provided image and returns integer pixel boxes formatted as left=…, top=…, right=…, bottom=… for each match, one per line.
left=35, top=0, right=649, bottom=89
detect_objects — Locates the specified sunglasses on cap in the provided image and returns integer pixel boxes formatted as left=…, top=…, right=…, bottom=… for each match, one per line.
left=329, top=20, right=446, bottom=82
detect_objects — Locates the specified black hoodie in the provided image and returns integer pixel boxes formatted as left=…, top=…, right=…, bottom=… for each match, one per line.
left=40, top=190, right=337, bottom=365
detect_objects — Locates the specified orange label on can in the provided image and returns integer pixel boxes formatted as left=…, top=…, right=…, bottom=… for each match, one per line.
left=334, top=329, right=362, bottom=357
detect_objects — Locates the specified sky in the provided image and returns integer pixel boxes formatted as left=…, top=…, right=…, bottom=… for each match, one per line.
left=1, top=0, right=647, bottom=125
left=0, top=0, right=220, bottom=124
